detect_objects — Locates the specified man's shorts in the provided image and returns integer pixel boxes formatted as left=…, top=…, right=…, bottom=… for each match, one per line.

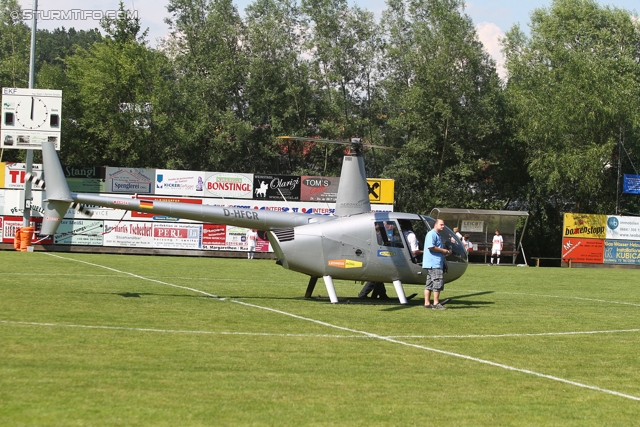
left=491, top=248, right=501, bottom=256
left=424, top=268, right=444, bottom=291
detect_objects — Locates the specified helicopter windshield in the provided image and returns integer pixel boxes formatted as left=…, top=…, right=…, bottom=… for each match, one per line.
left=420, top=215, right=468, bottom=263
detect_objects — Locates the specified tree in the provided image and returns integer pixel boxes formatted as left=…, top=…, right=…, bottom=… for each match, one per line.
left=64, top=1, right=180, bottom=168
left=244, top=0, right=311, bottom=174
left=164, top=0, right=253, bottom=172
left=503, top=0, right=640, bottom=255
left=380, top=0, right=508, bottom=214
left=0, top=0, right=29, bottom=88
left=299, top=0, right=386, bottom=176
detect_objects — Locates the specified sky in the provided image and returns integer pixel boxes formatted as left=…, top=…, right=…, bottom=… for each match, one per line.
left=17, top=0, right=640, bottom=78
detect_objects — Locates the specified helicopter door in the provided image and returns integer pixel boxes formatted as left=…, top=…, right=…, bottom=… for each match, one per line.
left=398, top=219, right=428, bottom=264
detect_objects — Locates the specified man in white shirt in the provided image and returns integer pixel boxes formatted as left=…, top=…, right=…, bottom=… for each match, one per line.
left=490, top=229, right=503, bottom=265
left=246, top=229, right=258, bottom=259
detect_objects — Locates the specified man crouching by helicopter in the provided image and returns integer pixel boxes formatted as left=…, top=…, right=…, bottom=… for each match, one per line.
left=423, top=218, right=451, bottom=310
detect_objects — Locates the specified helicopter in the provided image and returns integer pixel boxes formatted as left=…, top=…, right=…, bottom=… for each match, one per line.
left=37, top=137, right=468, bottom=304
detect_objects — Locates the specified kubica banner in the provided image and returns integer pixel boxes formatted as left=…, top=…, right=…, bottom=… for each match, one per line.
left=604, top=240, right=640, bottom=265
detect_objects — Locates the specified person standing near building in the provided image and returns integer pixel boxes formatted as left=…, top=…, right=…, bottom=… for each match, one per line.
left=453, top=227, right=462, bottom=240
left=462, top=234, right=473, bottom=252
left=491, top=229, right=503, bottom=265
left=422, top=219, right=450, bottom=310
left=246, top=229, right=258, bottom=259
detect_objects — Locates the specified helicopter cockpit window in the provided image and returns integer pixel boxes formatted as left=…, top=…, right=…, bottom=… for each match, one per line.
left=374, top=221, right=404, bottom=248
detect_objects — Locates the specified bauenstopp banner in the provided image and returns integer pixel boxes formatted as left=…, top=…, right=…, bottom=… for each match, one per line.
left=563, top=213, right=607, bottom=239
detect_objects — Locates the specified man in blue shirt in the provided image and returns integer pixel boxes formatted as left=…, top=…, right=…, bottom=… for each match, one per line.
left=422, top=218, right=450, bottom=310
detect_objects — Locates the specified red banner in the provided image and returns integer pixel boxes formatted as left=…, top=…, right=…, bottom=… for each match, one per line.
left=561, top=238, right=604, bottom=264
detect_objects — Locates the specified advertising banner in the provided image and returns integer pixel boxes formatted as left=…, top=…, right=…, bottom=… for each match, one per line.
left=300, top=176, right=339, bottom=202
left=604, top=240, right=640, bottom=265
left=253, top=174, right=301, bottom=201
left=623, top=174, right=640, bottom=194
left=606, top=215, right=640, bottom=241
left=1, top=216, right=53, bottom=244
left=54, top=219, right=104, bottom=245
left=561, top=238, right=604, bottom=264
left=2, top=216, right=22, bottom=243
left=366, top=178, right=395, bottom=204
left=153, top=223, right=203, bottom=249
left=3, top=189, right=45, bottom=217
left=3, top=162, right=44, bottom=189
left=155, top=169, right=205, bottom=197
left=0, top=162, right=4, bottom=187
left=204, top=172, right=253, bottom=199
left=64, top=166, right=106, bottom=193
left=202, top=223, right=271, bottom=251
left=563, top=213, right=607, bottom=239
left=105, top=167, right=154, bottom=194
left=103, top=221, right=154, bottom=248
left=202, top=224, right=227, bottom=248
left=461, top=220, right=484, bottom=233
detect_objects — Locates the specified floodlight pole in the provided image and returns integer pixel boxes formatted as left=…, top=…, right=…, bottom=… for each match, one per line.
left=23, top=0, right=38, bottom=227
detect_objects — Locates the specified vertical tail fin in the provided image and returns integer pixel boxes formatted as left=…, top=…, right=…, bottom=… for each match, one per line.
left=40, top=141, right=72, bottom=235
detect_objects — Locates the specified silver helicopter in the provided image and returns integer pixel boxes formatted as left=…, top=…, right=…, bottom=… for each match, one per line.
left=38, top=137, right=468, bottom=304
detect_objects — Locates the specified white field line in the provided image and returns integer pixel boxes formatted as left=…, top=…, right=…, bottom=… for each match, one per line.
left=38, top=253, right=640, bottom=402
left=449, top=288, right=640, bottom=308
left=0, top=320, right=364, bottom=338
left=3, top=319, right=639, bottom=341
left=0, top=272, right=288, bottom=284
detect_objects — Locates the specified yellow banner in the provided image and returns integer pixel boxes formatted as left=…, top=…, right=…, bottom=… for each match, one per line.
left=367, top=178, right=394, bottom=204
left=563, top=213, right=607, bottom=239
left=0, top=162, right=4, bottom=188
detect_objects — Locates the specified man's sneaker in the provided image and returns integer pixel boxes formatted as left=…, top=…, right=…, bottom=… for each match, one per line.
left=431, top=303, right=447, bottom=310
left=424, top=304, right=432, bottom=309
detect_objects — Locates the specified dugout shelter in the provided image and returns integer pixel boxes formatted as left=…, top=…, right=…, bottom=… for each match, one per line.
left=429, top=208, right=529, bottom=265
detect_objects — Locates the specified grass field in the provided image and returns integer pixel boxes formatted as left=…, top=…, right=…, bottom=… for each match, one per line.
left=1, top=251, right=639, bottom=426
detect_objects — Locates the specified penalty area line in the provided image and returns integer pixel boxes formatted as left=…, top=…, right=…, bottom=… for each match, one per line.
left=46, top=253, right=640, bottom=402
